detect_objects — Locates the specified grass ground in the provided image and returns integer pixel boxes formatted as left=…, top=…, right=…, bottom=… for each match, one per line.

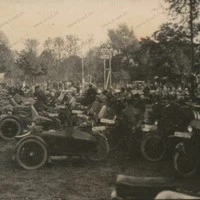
left=0, top=136, right=199, bottom=200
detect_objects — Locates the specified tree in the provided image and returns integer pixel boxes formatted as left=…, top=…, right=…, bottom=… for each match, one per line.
left=108, top=23, right=140, bottom=56
left=38, top=50, right=55, bottom=80
left=107, top=24, right=140, bottom=83
left=43, top=35, right=81, bottom=80
left=166, top=0, right=200, bottom=20
left=0, top=31, right=14, bottom=73
left=16, top=39, right=47, bottom=84
left=25, top=39, right=39, bottom=54
left=84, top=46, right=104, bottom=84
left=165, top=0, right=200, bottom=70
left=60, top=55, right=82, bottom=82
left=134, top=23, right=193, bottom=81
left=65, top=35, right=80, bottom=57
left=44, top=37, right=54, bottom=52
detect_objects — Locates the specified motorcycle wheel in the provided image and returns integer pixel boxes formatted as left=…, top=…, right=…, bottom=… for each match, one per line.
left=140, top=133, right=166, bottom=162
left=0, top=117, right=23, bottom=140
left=87, top=134, right=109, bottom=162
left=174, top=151, right=198, bottom=178
left=16, top=138, right=48, bottom=170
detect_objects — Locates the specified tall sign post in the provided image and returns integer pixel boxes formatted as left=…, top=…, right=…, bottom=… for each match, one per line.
left=101, top=48, right=112, bottom=89
left=109, top=49, right=112, bottom=88
left=81, top=56, right=85, bottom=84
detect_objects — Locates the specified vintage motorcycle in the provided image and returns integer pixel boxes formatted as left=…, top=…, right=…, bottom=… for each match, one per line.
left=14, top=122, right=109, bottom=170
left=140, top=101, right=194, bottom=162
left=173, top=119, right=200, bottom=178
left=0, top=97, right=64, bottom=140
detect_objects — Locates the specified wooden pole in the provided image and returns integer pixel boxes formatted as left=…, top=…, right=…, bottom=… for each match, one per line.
left=109, top=50, right=112, bottom=88
left=189, top=0, right=194, bottom=71
left=82, top=56, right=84, bottom=83
left=104, top=59, right=106, bottom=89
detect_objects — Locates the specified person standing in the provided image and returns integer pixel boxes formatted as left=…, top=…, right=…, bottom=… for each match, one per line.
left=85, top=84, right=97, bottom=105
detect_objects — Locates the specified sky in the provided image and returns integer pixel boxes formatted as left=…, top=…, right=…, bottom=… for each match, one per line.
left=0, top=0, right=169, bottom=52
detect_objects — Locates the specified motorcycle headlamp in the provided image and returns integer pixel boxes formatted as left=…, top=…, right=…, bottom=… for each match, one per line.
left=154, top=120, right=158, bottom=126
left=187, top=125, right=193, bottom=133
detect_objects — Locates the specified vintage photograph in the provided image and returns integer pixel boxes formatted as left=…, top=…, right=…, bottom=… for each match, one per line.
left=0, top=0, right=199, bottom=199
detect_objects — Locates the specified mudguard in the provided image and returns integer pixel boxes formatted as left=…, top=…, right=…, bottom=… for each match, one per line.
left=0, top=115, right=24, bottom=131
left=16, top=135, right=48, bottom=150
left=0, top=115, right=21, bottom=122
left=175, top=142, right=185, bottom=153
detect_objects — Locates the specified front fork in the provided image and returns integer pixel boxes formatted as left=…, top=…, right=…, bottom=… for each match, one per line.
left=175, top=142, right=186, bottom=155
left=175, top=140, right=198, bottom=162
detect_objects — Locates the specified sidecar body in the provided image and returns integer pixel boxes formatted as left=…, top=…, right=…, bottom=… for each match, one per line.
left=15, top=126, right=109, bottom=169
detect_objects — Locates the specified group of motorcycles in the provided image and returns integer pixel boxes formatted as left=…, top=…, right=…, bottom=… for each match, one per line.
left=0, top=90, right=200, bottom=179
left=141, top=99, right=200, bottom=178
left=0, top=95, right=111, bottom=170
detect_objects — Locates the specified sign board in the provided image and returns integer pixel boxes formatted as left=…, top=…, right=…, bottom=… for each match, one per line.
left=100, top=55, right=110, bottom=59
left=101, top=49, right=110, bottom=54
left=101, top=48, right=110, bottom=59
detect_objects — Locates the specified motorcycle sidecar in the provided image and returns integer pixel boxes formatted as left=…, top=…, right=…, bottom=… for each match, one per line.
left=15, top=127, right=109, bottom=170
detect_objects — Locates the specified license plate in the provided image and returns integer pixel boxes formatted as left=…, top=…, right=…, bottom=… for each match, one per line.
left=100, top=118, right=115, bottom=124
left=77, top=113, right=89, bottom=119
left=174, top=132, right=191, bottom=139
left=72, top=110, right=83, bottom=114
left=92, top=126, right=106, bottom=132
left=48, top=113, right=58, bottom=117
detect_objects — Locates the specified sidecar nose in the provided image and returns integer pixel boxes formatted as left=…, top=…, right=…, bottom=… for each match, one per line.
left=15, top=131, right=31, bottom=140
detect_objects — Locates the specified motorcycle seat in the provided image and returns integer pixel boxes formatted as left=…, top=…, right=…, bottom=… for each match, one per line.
left=115, top=175, right=175, bottom=199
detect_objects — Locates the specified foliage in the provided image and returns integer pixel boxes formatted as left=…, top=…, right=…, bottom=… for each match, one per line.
left=165, top=0, right=200, bottom=21
left=60, top=55, right=82, bottom=82
left=107, top=23, right=140, bottom=82
left=0, top=31, right=14, bottom=74
left=16, top=39, right=47, bottom=84
left=134, top=23, right=193, bottom=80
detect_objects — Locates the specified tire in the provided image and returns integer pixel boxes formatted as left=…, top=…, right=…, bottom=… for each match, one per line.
left=140, top=133, right=166, bottom=162
left=0, top=117, right=23, bottom=140
left=174, top=151, right=198, bottom=178
left=16, top=138, right=48, bottom=170
left=87, top=134, right=109, bottom=162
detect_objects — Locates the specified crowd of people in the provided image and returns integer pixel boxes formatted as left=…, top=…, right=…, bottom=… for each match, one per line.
left=0, top=79, right=196, bottom=150
left=1, top=76, right=200, bottom=132
left=1, top=78, right=199, bottom=121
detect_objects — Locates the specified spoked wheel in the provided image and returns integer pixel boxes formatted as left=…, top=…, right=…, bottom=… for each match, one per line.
left=174, top=152, right=198, bottom=178
left=140, top=134, right=166, bottom=162
left=16, top=138, right=48, bottom=170
left=0, top=117, right=22, bottom=140
left=87, top=134, right=109, bottom=162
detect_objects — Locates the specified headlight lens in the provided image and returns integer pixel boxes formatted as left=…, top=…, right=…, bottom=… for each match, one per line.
left=154, top=120, right=158, bottom=126
left=187, top=125, right=193, bottom=133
